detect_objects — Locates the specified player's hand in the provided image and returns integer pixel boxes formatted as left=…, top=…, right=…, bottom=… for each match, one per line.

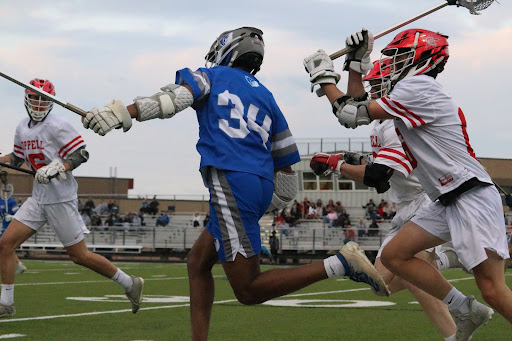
left=4, top=214, right=13, bottom=222
left=310, top=153, right=345, bottom=176
left=304, top=49, right=341, bottom=94
left=82, top=100, right=132, bottom=136
left=35, top=159, right=67, bottom=184
left=344, top=28, right=374, bottom=74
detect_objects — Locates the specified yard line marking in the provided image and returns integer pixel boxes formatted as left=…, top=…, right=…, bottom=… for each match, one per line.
left=14, top=275, right=225, bottom=287
left=0, top=334, right=26, bottom=339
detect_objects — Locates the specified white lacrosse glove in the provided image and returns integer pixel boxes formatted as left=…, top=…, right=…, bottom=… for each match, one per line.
left=304, top=49, right=341, bottom=95
left=4, top=214, right=13, bottom=222
left=343, top=28, right=374, bottom=75
left=82, top=100, right=132, bottom=136
left=35, top=159, right=67, bottom=184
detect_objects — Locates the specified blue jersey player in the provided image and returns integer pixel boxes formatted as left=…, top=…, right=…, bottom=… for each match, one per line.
left=82, top=26, right=389, bottom=340
left=0, top=174, right=26, bottom=274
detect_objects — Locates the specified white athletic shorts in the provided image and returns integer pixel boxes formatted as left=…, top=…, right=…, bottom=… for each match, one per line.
left=377, top=192, right=432, bottom=258
left=411, top=185, right=509, bottom=271
left=14, top=197, right=89, bottom=247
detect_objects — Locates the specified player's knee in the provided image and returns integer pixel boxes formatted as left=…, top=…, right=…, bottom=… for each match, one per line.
left=0, top=239, right=16, bottom=257
left=233, top=289, right=260, bottom=306
left=476, top=277, right=501, bottom=305
left=380, top=247, right=397, bottom=271
left=68, top=251, right=89, bottom=266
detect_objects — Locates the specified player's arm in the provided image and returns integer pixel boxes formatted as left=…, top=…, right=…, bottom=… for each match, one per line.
left=310, top=152, right=393, bottom=194
left=82, top=83, right=194, bottom=136
left=0, top=153, right=24, bottom=168
left=266, top=165, right=298, bottom=214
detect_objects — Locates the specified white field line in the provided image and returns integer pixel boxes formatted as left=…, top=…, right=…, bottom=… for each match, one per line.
left=0, top=335, right=26, bottom=339
left=2, top=274, right=509, bottom=323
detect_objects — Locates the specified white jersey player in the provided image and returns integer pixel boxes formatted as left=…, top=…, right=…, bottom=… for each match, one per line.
left=306, top=28, right=512, bottom=339
left=308, top=59, right=457, bottom=340
left=0, top=79, right=143, bottom=318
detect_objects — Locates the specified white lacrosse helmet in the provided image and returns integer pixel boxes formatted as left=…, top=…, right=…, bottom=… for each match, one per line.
left=1, top=184, right=13, bottom=201
left=24, top=78, right=55, bottom=122
left=205, top=27, right=264, bottom=75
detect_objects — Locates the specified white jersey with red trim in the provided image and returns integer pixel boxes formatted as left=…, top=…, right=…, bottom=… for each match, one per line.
left=13, top=114, right=85, bottom=204
left=376, top=75, right=492, bottom=201
left=371, top=119, right=423, bottom=204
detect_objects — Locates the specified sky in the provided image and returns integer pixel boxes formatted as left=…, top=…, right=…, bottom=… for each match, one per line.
left=1, top=0, right=511, bottom=198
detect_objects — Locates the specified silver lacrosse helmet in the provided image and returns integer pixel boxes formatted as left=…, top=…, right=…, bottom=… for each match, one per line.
left=205, top=27, right=264, bottom=75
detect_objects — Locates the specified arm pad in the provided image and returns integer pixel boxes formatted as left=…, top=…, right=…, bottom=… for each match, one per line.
left=134, top=84, right=194, bottom=122
left=266, top=171, right=298, bottom=213
left=332, top=95, right=371, bottom=129
left=363, top=163, right=393, bottom=194
left=8, top=153, right=25, bottom=168
left=65, top=147, right=89, bottom=171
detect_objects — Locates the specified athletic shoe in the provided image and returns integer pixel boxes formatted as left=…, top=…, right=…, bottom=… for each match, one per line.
left=453, top=296, right=493, bottom=341
left=0, top=303, right=15, bottom=318
left=125, top=276, right=144, bottom=314
left=15, top=262, right=27, bottom=274
left=338, top=242, right=390, bottom=296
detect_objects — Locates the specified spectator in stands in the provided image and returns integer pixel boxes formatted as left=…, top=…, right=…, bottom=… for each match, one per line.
left=123, top=212, right=134, bottom=226
left=114, top=214, right=124, bottom=226
left=316, top=199, right=325, bottom=217
left=334, top=201, right=344, bottom=214
left=131, top=214, right=141, bottom=228
left=110, top=201, right=120, bottom=214
left=379, top=201, right=389, bottom=220
left=140, top=199, right=149, bottom=214
left=81, top=210, right=91, bottom=227
left=367, top=219, right=380, bottom=237
left=192, top=212, right=201, bottom=228
left=356, top=217, right=367, bottom=238
left=284, top=210, right=297, bottom=227
left=325, top=211, right=338, bottom=228
left=363, top=199, right=376, bottom=217
left=156, top=212, right=170, bottom=227
left=269, top=230, right=279, bottom=264
left=325, top=199, right=335, bottom=214
left=90, top=214, right=102, bottom=229
left=77, top=199, right=83, bottom=212
left=290, top=201, right=301, bottom=222
left=203, top=213, right=210, bottom=227
left=343, top=224, right=356, bottom=244
left=105, top=214, right=115, bottom=227
left=307, top=203, right=319, bottom=219
left=300, top=197, right=310, bottom=219
left=148, top=196, right=160, bottom=215
left=84, top=197, right=95, bottom=216
left=94, top=201, right=108, bottom=216
left=369, top=207, right=381, bottom=221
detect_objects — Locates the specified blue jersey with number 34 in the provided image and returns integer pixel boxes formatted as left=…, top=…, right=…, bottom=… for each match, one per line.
left=176, top=66, right=300, bottom=182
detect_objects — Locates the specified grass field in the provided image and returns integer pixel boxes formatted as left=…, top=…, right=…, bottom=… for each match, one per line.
left=0, top=260, right=510, bottom=340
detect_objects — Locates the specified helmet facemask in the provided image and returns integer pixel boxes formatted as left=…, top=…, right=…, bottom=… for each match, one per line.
left=24, top=79, right=55, bottom=122
left=363, top=59, right=391, bottom=99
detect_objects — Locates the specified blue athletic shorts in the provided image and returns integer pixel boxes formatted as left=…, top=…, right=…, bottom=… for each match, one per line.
left=203, top=167, right=273, bottom=262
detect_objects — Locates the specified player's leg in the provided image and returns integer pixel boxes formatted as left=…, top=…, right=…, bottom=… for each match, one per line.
left=47, top=199, right=143, bottom=313
left=473, top=249, right=512, bottom=322
left=0, top=219, right=36, bottom=317
left=186, top=228, right=218, bottom=341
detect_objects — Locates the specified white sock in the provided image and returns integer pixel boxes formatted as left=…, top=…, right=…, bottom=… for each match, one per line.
left=436, top=252, right=450, bottom=270
left=111, top=268, right=133, bottom=292
left=443, top=287, right=470, bottom=314
left=445, top=334, right=456, bottom=341
left=324, top=254, right=347, bottom=278
left=0, top=284, right=15, bottom=306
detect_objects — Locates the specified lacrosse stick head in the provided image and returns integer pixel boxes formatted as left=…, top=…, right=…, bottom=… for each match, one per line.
left=24, top=78, right=55, bottom=122
left=205, top=27, right=264, bottom=75
left=381, top=29, right=449, bottom=84
left=450, top=0, right=495, bottom=15
left=363, top=59, right=391, bottom=99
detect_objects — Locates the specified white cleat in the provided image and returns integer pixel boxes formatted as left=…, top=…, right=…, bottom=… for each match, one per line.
left=338, top=241, right=390, bottom=296
left=15, top=262, right=27, bottom=274
left=125, top=276, right=144, bottom=314
left=0, top=303, right=15, bottom=318
left=453, top=296, right=493, bottom=341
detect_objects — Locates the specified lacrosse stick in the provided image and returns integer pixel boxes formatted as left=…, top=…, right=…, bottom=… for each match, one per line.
left=0, top=162, right=36, bottom=176
left=329, top=0, right=495, bottom=60
left=0, top=71, right=87, bottom=117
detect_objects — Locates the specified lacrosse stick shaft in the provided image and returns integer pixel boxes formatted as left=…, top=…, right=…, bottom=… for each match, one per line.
left=493, top=181, right=510, bottom=196
left=0, top=71, right=87, bottom=117
left=0, top=162, right=36, bottom=176
left=329, top=1, right=449, bottom=60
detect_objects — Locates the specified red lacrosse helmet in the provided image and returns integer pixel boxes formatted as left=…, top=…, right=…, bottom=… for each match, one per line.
left=363, top=59, right=391, bottom=99
left=24, top=78, right=55, bottom=122
left=380, top=29, right=449, bottom=83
